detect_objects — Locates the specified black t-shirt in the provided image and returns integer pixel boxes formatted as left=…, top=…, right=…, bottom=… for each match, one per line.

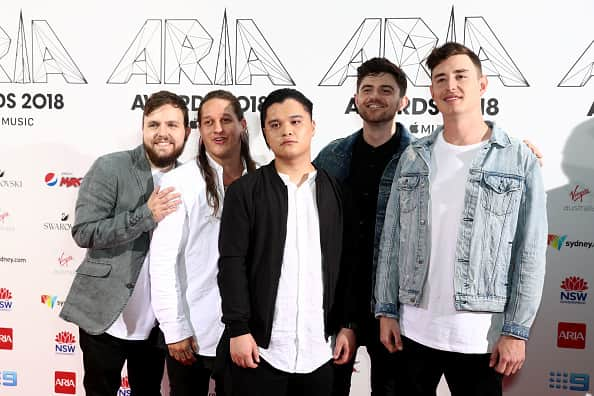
left=347, top=128, right=401, bottom=338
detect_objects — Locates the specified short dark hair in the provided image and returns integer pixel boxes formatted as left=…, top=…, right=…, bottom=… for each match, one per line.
left=426, top=42, right=482, bottom=76
left=143, top=90, right=189, bottom=128
left=356, top=57, right=407, bottom=96
left=259, top=88, right=313, bottom=131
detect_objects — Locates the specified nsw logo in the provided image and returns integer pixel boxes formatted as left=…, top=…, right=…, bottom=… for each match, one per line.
left=0, top=288, right=13, bottom=311
left=557, top=322, right=586, bottom=349
left=55, top=331, right=76, bottom=354
left=0, top=328, right=13, bottom=350
left=560, top=276, right=589, bottom=304
left=54, top=371, right=76, bottom=394
left=118, top=376, right=130, bottom=396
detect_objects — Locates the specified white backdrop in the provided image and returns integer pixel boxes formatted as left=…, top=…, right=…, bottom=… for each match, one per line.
left=1, top=0, right=593, bottom=395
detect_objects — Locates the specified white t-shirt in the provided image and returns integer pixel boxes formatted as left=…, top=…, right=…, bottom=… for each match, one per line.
left=258, top=171, right=333, bottom=373
left=106, top=169, right=163, bottom=340
left=401, top=131, right=503, bottom=354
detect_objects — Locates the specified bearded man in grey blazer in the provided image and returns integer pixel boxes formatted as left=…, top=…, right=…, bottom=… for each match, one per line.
left=60, top=90, right=190, bottom=396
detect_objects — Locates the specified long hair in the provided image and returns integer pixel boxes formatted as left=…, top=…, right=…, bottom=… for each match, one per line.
left=197, top=90, right=256, bottom=215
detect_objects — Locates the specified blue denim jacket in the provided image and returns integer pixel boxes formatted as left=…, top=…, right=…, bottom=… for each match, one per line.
left=374, top=122, right=547, bottom=340
left=314, top=123, right=413, bottom=312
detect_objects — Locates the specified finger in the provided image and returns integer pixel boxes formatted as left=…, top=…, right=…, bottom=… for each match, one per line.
left=394, top=331, right=403, bottom=351
left=495, top=358, right=507, bottom=375
left=489, top=350, right=498, bottom=368
left=161, top=192, right=182, bottom=202
left=159, top=186, right=175, bottom=195
left=252, top=342, right=260, bottom=364
left=153, top=185, right=161, bottom=195
left=245, top=354, right=258, bottom=369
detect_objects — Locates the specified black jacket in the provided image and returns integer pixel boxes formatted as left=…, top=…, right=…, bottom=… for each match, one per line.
left=217, top=161, right=357, bottom=348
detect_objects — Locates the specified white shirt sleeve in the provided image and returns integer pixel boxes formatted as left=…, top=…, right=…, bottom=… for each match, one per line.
left=149, top=173, right=194, bottom=344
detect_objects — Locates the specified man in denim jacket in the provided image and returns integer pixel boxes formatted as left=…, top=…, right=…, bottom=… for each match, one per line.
left=314, top=58, right=412, bottom=396
left=374, top=43, right=547, bottom=396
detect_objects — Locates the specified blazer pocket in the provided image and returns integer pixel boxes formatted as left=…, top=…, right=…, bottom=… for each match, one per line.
left=76, top=259, right=112, bottom=277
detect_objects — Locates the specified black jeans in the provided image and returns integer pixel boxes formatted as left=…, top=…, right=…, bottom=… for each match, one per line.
left=166, top=353, right=221, bottom=396
left=79, top=327, right=165, bottom=396
left=231, top=358, right=333, bottom=396
left=401, top=336, right=503, bottom=396
left=332, top=317, right=402, bottom=396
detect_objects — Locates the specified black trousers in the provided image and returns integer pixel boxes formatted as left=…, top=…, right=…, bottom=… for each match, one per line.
left=400, top=336, right=503, bottom=396
left=230, top=358, right=333, bottom=396
left=166, top=353, right=221, bottom=396
left=79, top=327, right=165, bottom=396
left=332, top=317, right=402, bottom=396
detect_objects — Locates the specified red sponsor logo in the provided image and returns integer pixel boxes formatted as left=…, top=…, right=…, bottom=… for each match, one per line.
left=570, top=185, right=591, bottom=202
left=55, top=331, right=76, bottom=344
left=561, top=276, right=589, bottom=291
left=121, top=376, right=129, bottom=388
left=54, top=371, right=76, bottom=394
left=58, top=252, right=73, bottom=267
left=0, top=288, right=12, bottom=299
left=557, top=322, right=586, bottom=349
left=0, top=328, right=13, bottom=350
left=59, top=177, right=82, bottom=188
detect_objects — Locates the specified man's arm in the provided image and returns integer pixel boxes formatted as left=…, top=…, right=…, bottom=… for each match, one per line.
left=374, top=160, right=406, bottom=352
left=149, top=175, right=195, bottom=365
left=492, top=152, right=547, bottom=375
left=217, top=181, right=258, bottom=368
left=71, top=157, right=179, bottom=249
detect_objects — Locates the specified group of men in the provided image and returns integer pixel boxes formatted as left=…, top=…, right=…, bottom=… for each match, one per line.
left=60, top=42, right=547, bottom=396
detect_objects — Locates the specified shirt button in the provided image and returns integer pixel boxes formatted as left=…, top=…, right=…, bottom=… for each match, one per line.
left=126, top=282, right=135, bottom=289
left=420, top=219, right=426, bottom=225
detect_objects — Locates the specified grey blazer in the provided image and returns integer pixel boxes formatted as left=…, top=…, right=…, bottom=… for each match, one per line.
left=60, top=145, right=158, bottom=334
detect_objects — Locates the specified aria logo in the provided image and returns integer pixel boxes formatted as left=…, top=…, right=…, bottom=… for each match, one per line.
left=0, top=288, right=13, bottom=311
left=118, top=376, right=130, bottom=396
left=54, top=371, right=76, bottom=394
left=548, top=371, right=590, bottom=392
left=0, top=211, right=8, bottom=223
left=548, top=234, right=594, bottom=250
left=0, top=328, right=13, bottom=350
left=560, top=276, right=588, bottom=304
left=0, top=209, right=15, bottom=232
left=557, top=322, right=586, bottom=349
left=44, top=172, right=83, bottom=188
left=0, top=170, right=23, bottom=189
left=55, top=331, right=76, bottom=354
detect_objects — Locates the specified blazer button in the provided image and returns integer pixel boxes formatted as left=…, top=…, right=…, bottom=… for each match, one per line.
left=126, top=282, right=135, bottom=289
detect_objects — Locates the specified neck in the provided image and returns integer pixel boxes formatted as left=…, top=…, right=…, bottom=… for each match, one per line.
left=211, top=153, right=244, bottom=186
left=362, top=120, right=396, bottom=147
left=274, top=154, right=314, bottom=186
left=442, top=114, right=490, bottom=145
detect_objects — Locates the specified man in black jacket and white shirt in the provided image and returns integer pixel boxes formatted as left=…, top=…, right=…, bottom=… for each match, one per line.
left=217, top=88, right=357, bottom=396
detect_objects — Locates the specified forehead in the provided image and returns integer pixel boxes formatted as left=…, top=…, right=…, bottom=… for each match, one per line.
left=200, top=98, right=235, bottom=118
left=432, top=54, right=479, bottom=74
left=144, top=103, right=184, bottom=121
left=265, top=98, right=310, bottom=120
left=359, top=73, right=398, bottom=88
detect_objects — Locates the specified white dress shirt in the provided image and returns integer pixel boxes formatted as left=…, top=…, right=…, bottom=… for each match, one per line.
left=150, top=156, right=228, bottom=356
left=106, top=169, right=163, bottom=340
left=258, top=171, right=333, bottom=373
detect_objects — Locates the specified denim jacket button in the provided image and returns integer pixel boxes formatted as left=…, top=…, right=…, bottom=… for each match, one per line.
left=420, top=219, right=426, bottom=225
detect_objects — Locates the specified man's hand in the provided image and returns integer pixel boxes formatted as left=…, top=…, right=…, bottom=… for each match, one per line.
left=147, top=186, right=181, bottom=222
left=168, top=337, right=198, bottom=366
left=230, top=333, right=259, bottom=368
left=379, top=317, right=403, bottom=353
left=489, top=335, right=526, bottom=376
left=333, top=328, right=356, bottom=365
left=523, top=139, right=544, bottom=166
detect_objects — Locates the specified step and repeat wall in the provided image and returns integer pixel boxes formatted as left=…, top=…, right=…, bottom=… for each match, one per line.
left=1, top=0, right=593, bottom=395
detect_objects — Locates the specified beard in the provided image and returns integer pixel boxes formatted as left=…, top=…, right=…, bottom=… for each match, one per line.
left=357, top=103, right=397, bottom=124
left=144, top=139, right=186, bottom=168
